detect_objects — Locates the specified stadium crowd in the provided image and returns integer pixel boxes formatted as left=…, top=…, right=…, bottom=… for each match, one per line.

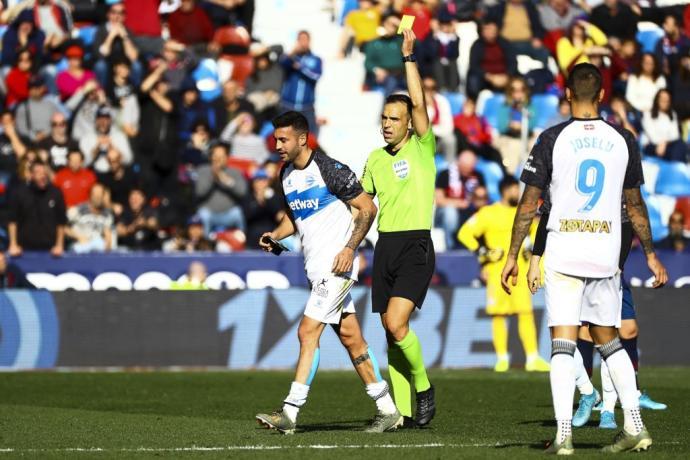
left=0, top=0, right=689, bottom=256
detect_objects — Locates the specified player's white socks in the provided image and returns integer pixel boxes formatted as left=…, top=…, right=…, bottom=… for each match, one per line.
left=283, top=381, right=310, bottom=423
left=597, top=338, right=644, bottom=435
left=573, top=347, right=594, bottom=396
left=600, top=358, right=618, bottom=412
left=557, top=420, right=572, bottom=445
left=366, top=381, right=398, bottom=415
left=550, top=339, right=576, bottom=443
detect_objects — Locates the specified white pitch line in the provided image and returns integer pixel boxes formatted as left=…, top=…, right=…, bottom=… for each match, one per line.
left=0, top=443, right=496, bottom=453
left=0, top=441, right=682, bottom=453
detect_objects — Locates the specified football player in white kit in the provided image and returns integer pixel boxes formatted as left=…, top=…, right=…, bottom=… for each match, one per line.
left=255, top=111, right=403, bottom=434
left=500, top=64, right=668, bottom=454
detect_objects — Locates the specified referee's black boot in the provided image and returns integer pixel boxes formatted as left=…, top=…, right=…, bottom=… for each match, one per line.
left=415, top=384, right=436, bottom=426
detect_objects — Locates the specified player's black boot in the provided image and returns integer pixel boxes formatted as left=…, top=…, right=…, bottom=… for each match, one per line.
left=415, top=384, right=436, bottom=426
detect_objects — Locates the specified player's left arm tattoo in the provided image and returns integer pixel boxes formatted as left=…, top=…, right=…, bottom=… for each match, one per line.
left=623, top=187, right=654, bottom=255
left=346, top=193, right=377, bottom=251
left=507, top=185, right=542, bottom=259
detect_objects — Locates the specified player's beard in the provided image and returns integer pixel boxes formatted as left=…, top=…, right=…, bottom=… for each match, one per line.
left=508, top=197, right=519, bottom=207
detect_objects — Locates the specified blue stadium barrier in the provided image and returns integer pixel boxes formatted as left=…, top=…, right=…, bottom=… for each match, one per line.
left=481, top=93, right=505, bottom=130
left=654, top=161, right=690, bottom=196
left=532, top=93, right=559, bottom=130
left=443, top=92, right=465, bottom=117
left=476, top=158, right=504, bottom=202
left=636, top=28, right=664, bottom=53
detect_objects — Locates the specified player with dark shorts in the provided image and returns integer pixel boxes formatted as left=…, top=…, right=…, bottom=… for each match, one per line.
left=361, top=29, right=436, bottom=427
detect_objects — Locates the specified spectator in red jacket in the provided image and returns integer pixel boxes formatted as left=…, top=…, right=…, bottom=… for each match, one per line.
left=401, top=0, right=433, bottom=41
left=123, top=0, right=164, bottom=56
left=53, top=149, right=97, bottom=208
left=168, top=0, right=214, bottom=54
left=4, top=48, right=33, bottom=108
left=453, top=97, right=503, bottom=166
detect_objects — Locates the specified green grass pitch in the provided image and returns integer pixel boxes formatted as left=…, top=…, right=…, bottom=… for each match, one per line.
left=0, top=368, right=688, bottom=458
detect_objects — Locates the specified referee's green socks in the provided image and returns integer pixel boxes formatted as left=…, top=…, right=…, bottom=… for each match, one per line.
left=396, top=330, right=431, bottom=393
left=387, top=346, right=412, bottom=417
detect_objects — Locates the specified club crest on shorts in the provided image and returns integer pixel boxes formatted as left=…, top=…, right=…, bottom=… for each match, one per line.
left=392, top=159, right=409, bottom=179
left=314, top=279, right=329, bottom=298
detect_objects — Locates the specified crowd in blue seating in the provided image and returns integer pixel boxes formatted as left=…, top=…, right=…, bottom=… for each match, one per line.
left=0, top=0, right=330, bottom=255
left=1, top=0, right=689, bottom=257
left=339, top=0, right=690, bottom=251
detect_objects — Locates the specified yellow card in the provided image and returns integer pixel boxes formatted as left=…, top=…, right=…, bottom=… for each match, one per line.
left=397, top=15, right=415, bottom=34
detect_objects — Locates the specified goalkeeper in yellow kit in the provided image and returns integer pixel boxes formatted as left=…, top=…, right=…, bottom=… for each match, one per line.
left=458, top=176, right=550, bottom=372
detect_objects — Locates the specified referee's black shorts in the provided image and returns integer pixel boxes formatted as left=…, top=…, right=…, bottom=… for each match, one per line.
left=372, top=230, right=435, bottom=313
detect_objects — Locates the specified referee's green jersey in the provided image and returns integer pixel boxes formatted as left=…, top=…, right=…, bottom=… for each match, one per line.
left=361, top=128, right=436, bottom=232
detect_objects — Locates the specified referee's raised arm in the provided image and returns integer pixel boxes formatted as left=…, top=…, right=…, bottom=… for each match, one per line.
left=401, top=29, right=429, bottom=137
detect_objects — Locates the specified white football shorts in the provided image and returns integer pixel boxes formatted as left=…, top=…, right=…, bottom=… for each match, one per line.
left=304, top=275, right=356, bottom=324
left=544, top=268, right=622, bottom=328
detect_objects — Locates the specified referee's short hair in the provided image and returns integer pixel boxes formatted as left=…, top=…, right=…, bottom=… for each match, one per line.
left=384, top=93, right=413, bottom=118
left=567, top=63, right=602, bottom=103
left=273, top=111, right=309, bottom=134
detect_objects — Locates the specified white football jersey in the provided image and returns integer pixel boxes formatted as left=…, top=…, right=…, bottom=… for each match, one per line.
left=521, top=118, right=643, bottom=278
left=281, top=150, right=362, bottom=282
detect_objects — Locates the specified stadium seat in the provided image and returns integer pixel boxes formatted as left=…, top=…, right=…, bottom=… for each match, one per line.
left=192, top=59, right=221, bottom=102
left=76, top=25, right=98, bottom=47
left=227, top=157, right=258, bottom=179
left=654, top=161, right=690, bottom=196
left=259, top=121, right=274, bottom=138
left=443, top=92, right=465, bottom=117
left=220, top=54, right=254, bottom=87
left=636, top=24, right=664, bottom=53
left=643, top=189, right=671, bottom=241
left=531, top=93, right=559, bottom=130
left=641, top=156, right=664, bottom=194
left=476, top=158, right=504, bottom=203
left=434, top=154, right=449, bottom=177
left=674, top=196, right=690, bottom=231
left=480, top=93, right=505, bottom=131
left=212, top=26, right=251, bottom=48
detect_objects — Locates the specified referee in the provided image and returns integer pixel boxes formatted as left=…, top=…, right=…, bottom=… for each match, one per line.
left=361, top=29, right=436, bottom=427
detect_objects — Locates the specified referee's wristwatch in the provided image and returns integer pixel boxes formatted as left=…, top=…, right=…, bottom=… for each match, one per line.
left=402, top=54, right=416, bottom=63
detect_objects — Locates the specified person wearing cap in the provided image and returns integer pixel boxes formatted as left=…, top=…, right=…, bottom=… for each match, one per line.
left=243, top=168, right=284, bottom=250
left=56, top=44, right=97, bottom=101
left=93, top=1, right=142, bottom=88
left=14, top=74, right=61, bottom=143
left=79, top=104, right=133, bottom=174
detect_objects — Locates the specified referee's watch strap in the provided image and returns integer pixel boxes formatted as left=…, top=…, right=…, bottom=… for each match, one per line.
left=402, top=55, right=416, bottom=63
